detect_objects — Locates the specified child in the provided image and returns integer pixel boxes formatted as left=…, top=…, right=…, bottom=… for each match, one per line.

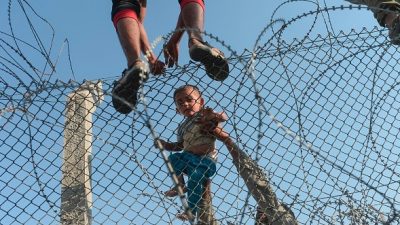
left=347, top=0, right=400, bottom=44
left=157, top=84, right=227, bottom=221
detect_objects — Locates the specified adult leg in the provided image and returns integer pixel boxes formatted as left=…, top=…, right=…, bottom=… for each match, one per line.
left=116, top=17, right=142, bottom=67
left=178, top=0, right=230, bottom=81
left=137, top=4, right=165, bottom=75
left=111, top=1, right=148, bottom=114
left=112, top=0, right=143, bottom=67
left=179, top=1, right=205, bottom=47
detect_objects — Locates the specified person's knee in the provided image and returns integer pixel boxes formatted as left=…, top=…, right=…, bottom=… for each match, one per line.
left=189, top=168, right=210, bottom=186
left=169, top=153, right=187, bottom=172
left=205, top=163, right=216, bottom=178
left=200, top=158, right=216, bottom=178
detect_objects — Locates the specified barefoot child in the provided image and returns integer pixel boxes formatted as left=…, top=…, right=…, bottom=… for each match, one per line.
left=157, top=84, right=227, bottom=221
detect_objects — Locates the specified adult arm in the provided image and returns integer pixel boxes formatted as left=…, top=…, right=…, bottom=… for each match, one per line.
left=138, top=0, right=165, bottom=74
left=164, top=12, right=185, bottom=67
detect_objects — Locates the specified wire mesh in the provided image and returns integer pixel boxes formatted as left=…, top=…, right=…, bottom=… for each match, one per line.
left=1, top=0, right=400, bottom=224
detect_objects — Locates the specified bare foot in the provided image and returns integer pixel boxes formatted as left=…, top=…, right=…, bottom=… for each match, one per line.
left=177, top=212, right=195, bottom=221
left=164, top=187, right=187, bottom=197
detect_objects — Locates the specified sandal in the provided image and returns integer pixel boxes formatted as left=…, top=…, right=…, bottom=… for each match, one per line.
left=189, top=41, right=229, bottom=81
left=111, top=60, right=148, bottom=114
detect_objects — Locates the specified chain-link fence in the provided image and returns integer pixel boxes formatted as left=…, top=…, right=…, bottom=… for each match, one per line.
left=1, top=1, right=400, bottom=224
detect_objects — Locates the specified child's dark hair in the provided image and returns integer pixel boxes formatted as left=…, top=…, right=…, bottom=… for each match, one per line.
left=173, top=84, right=202, bottom=101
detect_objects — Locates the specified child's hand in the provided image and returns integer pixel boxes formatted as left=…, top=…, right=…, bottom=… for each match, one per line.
left=197, top=108, right=218, bottom=133
left=154, top=138, right=167, bottom=150
left=197, top=107, right=229, bottom=140
left=210, top=123, right=229, bottom=141
left=197, top=107, right=228, bottom=130
left=200, top=107, right=228, bottom=122
left=154, top=139, right=182, bottom=151
left=200, top=123, right=229, bottom=141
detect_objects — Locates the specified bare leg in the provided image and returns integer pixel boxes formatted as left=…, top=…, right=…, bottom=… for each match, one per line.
left=197, top=179, right=218, bottom=225
left=180, top=2, right=204, bottom=47
left=165, top=175, right=186, bottom=197
left=137, top=22, right=165, bottom=74
left=116, top=17, right=142, bottom=67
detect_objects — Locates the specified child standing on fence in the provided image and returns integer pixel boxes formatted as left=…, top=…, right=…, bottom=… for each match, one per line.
left=156, top=84, right=227, bottom=221
left=347, top=0, right=400, bottom=44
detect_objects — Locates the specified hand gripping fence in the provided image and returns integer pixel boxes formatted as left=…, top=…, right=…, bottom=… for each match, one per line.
left=2, top=1, right=400, bottom=224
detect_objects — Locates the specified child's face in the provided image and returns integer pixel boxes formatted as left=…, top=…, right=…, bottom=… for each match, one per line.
left=174, top=87, right=204, bottom=117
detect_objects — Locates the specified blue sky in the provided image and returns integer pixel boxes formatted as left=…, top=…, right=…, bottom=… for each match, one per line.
left=3, top=1, right=399, bottom=225
left=0, top=0, right=376, bottom=83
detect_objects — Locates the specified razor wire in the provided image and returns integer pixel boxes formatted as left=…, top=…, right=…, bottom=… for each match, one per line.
left=1, top=0, right=400, bottom=224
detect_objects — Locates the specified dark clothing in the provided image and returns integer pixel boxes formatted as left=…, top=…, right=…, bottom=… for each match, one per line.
left=111, top=0, right=141, bottom=20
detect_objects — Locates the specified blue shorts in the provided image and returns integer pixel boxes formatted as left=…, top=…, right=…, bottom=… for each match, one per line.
left=169, top=151, right=216, bottom=214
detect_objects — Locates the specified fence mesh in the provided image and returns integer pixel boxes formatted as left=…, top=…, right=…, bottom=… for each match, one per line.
left=1, top=1, right=400, bottom=224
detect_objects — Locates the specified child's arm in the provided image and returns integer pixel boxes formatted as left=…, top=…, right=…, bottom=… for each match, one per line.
left=213, top=124, right=230, bottom=142
left=212, top=127, right=241, bottom=160
left=155, top=139, right=183, bottom=151
left=197, top=107, right=229, bottom=136
left=201, top=107, right=228, bottom=123
left=215, top=111, right=228, bottom=122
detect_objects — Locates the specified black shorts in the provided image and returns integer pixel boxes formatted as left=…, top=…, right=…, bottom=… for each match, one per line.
left=111, top=0, right=141, bottom=21
left=178, top=0, right=204, bottom=3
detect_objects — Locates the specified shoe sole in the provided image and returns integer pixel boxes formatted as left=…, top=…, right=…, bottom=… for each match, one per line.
left=112, top=66, right=147, bottom=114
left=190, top=45, right=229, bottom=81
